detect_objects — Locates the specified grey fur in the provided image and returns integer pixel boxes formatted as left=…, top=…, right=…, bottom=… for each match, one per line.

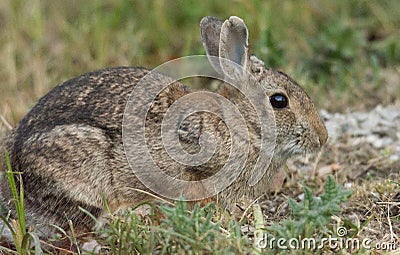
left=0, top=16, right=327, bottom=240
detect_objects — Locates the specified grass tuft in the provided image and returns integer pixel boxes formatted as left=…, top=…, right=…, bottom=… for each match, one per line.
left=267, top=175, right=352, bottom=252
left=0, top=150, right=42, bottom=254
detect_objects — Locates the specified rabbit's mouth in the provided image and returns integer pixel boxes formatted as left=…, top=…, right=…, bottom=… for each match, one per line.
left=277, top=133, right=324, bottom=158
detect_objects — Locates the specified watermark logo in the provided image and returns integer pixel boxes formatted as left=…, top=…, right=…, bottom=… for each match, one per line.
left=256, top=226, right=397, bottom=251
left=336, top=226, right=347, bottom=237
left=122, top=55, right=277, bottom=200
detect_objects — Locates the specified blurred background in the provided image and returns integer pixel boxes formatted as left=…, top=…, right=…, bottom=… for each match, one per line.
left=0, top=0, right=399, bottom=128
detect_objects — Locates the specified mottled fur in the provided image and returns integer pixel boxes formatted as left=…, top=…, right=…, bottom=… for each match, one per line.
left=0, top=16, right=327, bottom=240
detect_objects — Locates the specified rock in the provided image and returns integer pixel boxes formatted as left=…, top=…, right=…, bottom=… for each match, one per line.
left=322, top=103, right=400, bottom=153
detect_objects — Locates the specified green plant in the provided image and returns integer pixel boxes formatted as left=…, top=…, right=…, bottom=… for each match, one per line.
left=156, top=200, right=221, bottom=253
left=98, top=202, right=158, bottom=254
left=0, top=150, right=42, bottom=254
left=99, top=199, right=251, bottom=254
left=300, top=19, right=367, bottom=91
left=267, top=175, right=352, bottom=251
left=369, top=35, right=400, bottom=67
left=390, top=180, right=400, bottom=187
left=255, top=28, right=285, bottom=68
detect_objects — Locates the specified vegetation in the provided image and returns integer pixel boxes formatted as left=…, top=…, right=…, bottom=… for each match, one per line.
left=81, top=176, right=353, bottom=254
left=0, top=152, right=355, bottom=254
left=100, top=201, right=249, bottom=254
left=0, top=151, right=42, bottom=254
left=268, top=176, right=352, bottom=253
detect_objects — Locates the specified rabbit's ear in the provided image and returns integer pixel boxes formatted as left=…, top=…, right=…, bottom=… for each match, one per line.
left=219, top=16, right=249, bottom=80
left=200, top=16, right=224, bottom=74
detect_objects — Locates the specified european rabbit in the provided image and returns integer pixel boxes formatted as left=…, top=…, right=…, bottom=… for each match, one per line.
left=0, top=16, right=327, bottom=241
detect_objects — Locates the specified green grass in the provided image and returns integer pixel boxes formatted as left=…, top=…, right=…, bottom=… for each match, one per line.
left=98, top=201, right=250, bottom=254
left=87, top=176, right=352, bottom=254
left=0, top=151, right=42, bottom=254
left=268, top=176, right=353, bottom=253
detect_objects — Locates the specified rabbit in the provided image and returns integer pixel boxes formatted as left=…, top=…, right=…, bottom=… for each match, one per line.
left=0, top=16, right=328, bottom=242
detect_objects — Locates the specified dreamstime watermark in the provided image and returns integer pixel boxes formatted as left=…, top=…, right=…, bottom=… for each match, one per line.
left=256, top=227, right=397, bottom=251
left=122, top=55, right=277, bottom=200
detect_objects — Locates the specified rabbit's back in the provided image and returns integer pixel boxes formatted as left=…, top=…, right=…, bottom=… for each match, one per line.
left=1, top=67, right=167, bottom=234
left=10, top=67, right=149, bottom=139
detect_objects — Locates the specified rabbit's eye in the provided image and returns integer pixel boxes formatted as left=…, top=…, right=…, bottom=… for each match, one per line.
left=270, top=94, right=288, bottom=109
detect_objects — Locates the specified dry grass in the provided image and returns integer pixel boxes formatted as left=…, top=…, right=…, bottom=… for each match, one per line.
left=271, top=134, right=400, bottom=252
